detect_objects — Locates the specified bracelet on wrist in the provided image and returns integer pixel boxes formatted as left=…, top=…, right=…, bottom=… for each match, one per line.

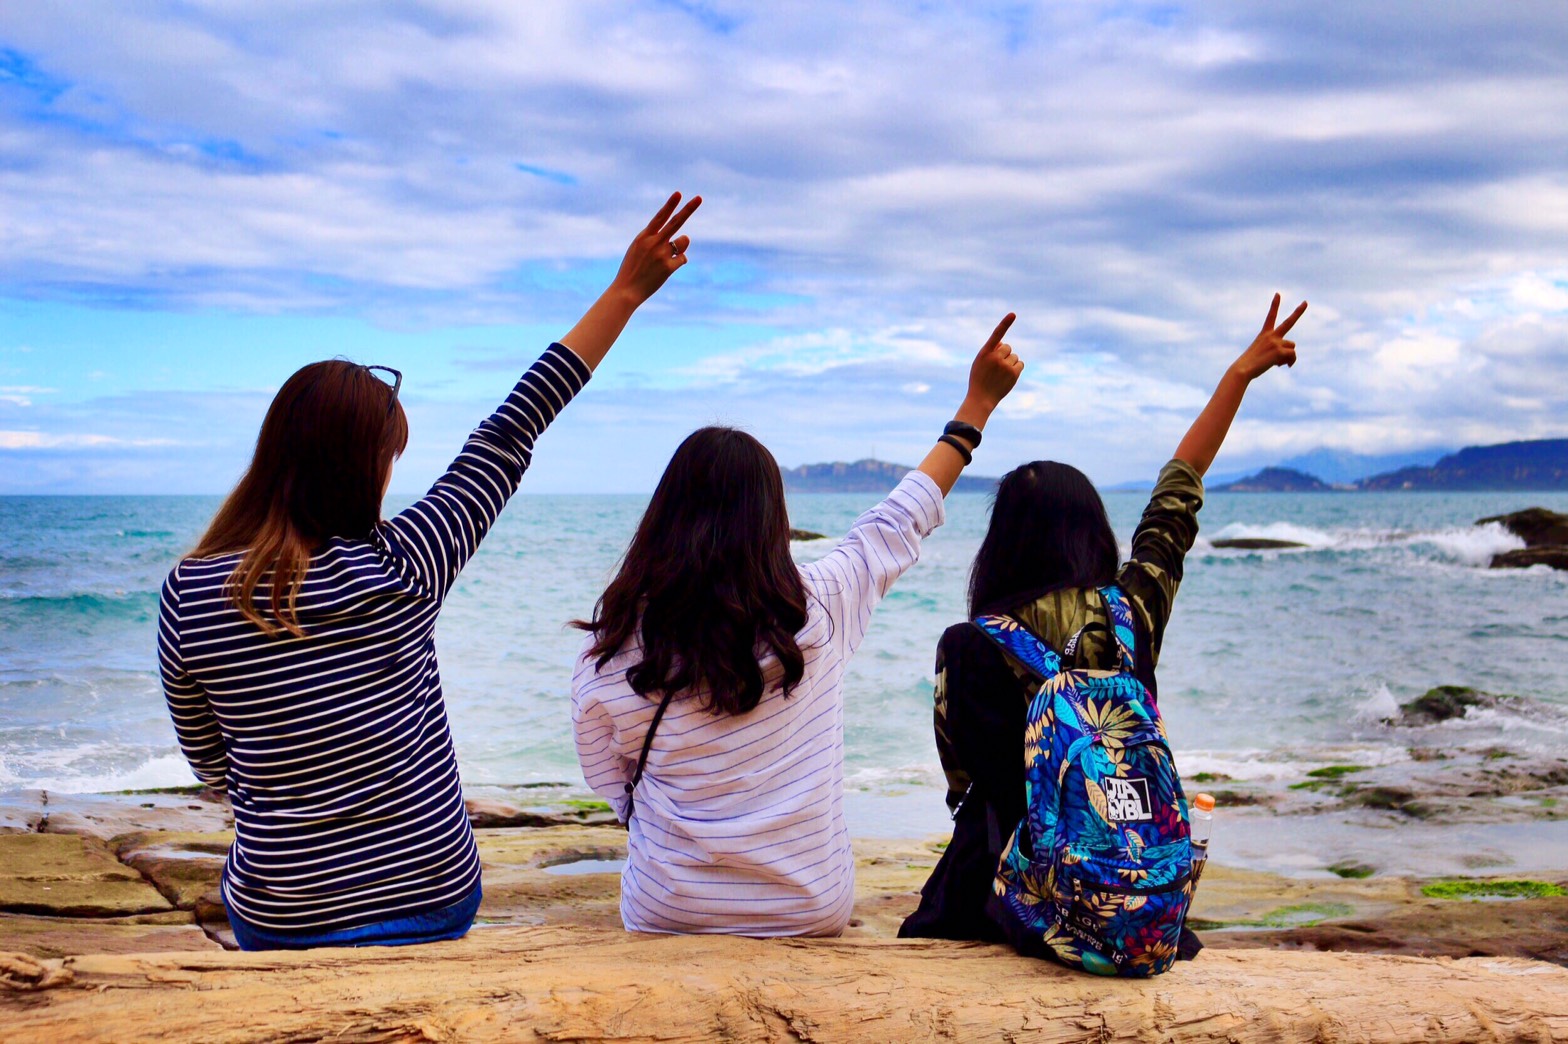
left=937, top=434, right=974, bottom=465
left=943, top=419, right=983, bottom=449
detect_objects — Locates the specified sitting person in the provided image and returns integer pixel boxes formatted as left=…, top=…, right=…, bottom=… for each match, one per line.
left=900, top=295, right=1306, bottom=942
left=158, top=192, right=701, bottom=950
left=572, top=317, right=1023, bottom=936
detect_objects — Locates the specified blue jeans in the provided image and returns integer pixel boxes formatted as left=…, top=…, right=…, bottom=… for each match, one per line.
left=225, top=887, right=482, bottom=952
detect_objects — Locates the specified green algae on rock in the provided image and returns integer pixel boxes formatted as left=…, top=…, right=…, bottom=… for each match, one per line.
left=1421, top=879, right=1566, bottom=901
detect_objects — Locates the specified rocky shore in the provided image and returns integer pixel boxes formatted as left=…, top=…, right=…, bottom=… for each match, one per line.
left=3, top=787, right=1566, bottom=1039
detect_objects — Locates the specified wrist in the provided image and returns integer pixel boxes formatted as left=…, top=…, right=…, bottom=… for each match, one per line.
left=1224, top=363, right=1254, bottom=387
left=953, top=395, right=994, bottom=430
left=602, top=281, right=645, bottom=313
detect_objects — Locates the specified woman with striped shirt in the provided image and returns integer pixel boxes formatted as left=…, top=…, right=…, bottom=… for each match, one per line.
left=159, top=193, right=700, bottom=950
left=572, top=314, right=1024, bottom=937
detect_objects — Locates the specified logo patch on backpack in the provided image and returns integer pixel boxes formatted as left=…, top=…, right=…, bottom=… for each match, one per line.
left=1104, top=777, right=1153, bottom=822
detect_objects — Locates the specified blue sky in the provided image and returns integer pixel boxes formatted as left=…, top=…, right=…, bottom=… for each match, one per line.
left=2, top=1, right=1566, bottom=493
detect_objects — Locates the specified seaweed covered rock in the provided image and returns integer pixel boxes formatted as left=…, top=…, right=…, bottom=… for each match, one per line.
left=1385, top=685, right=1509, bottom=727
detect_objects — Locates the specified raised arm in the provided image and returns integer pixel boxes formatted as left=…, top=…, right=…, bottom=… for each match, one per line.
left=800, top=315, right=1023, bottom=655
left=379, top=193, right=701, bottom=598
left=1174, top=294, right=1307, bottom=476
left=916, top=313, right=1024, bottom=494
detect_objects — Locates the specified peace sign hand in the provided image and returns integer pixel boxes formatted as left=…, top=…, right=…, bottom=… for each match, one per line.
left=613, top=191, right=702, bottom=305
left=1233, top=293, right=1307, bottom=382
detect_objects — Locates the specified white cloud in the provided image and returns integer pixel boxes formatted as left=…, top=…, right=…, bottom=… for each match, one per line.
left=0, top=430, right=178, bottom=449
left=0, top=1, right=1566, bottom=485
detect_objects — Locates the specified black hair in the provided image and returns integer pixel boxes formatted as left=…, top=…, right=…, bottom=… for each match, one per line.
left=576, top=426, right=808, bottom=716
left=968, top=460, right=1120, bottom=616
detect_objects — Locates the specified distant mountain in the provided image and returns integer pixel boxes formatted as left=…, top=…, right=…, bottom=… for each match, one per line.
left=1275, top=447, right=1452, bottom=485
left=1213, top=467, right=1333, bottom=493
left=781, top=458, right=998, bottom=494
left=1357, top=439, right=1568, bottom=491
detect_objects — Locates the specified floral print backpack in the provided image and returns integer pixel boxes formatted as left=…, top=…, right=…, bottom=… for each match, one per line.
left=973, top=585, right=1196, bottom=977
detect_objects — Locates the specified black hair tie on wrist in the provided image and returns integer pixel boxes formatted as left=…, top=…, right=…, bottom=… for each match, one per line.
left=938, top=434, right=974, bottom=465
left=943, top=420, right=983, bottom=449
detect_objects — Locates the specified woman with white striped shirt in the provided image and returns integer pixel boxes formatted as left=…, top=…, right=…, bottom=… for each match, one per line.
left=573, top=314, right=1024, bottom=937
left=159, top=193, right=700, bottom=950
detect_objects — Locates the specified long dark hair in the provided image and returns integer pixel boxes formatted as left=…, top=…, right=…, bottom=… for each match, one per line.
left=577, top=426, right=808, bottom=716
left=968, top=461, right=1120, bottom=616
left=192, top=361, right=408, bottom=637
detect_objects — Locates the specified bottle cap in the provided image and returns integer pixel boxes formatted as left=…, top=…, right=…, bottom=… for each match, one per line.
left=1193, top=793, right=1215, bottom=813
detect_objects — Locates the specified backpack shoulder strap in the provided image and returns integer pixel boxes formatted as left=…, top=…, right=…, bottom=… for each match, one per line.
left=971, top=614, right=1063, bottom=682
left=1097, top=585, right=1138, bottom=674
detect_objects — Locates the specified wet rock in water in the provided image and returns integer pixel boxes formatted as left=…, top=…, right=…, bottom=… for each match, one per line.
left=1340, top=785, right=1436, bottom=818
left=1476, top=507, right=1568, bottom=547
left=0, top=835, right=172, bottom=918
left=1490, top=546, right=1568, bottom=571
left=1211, top=537, right=1311, bottom=550
left=789, top=528, right=828, bottom=541
left=1385, top=685, right=1510, bottom=727
left=1478, top=508, right=1568, bottom=571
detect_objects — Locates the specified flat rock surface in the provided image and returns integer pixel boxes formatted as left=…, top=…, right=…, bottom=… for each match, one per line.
left=111, top=831, right=231, bottom=912
left=4, top=930, right=1566, bottom=1043
left=0, top=835, right=171, bottom=918
left=0, top=790, right=232, bottom=840
left=0, top=913, right=217, bottom=960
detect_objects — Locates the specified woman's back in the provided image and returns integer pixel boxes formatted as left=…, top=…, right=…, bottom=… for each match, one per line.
left=162, top=535, right=476, bottom=933
left=574, top=471, right=947, bottom=936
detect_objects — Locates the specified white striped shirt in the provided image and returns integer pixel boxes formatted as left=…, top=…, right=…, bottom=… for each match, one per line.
left=158, top=343, right=590, bottom=934
left=572, top=471, right=945, bottom=937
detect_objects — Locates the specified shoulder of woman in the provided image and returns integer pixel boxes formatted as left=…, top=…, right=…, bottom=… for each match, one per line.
left=938, top=619, right=1007, bottom=668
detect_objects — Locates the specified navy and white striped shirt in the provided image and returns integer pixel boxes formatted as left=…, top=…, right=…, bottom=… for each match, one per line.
left=158, top=344, right=590, bottom=934
left=573, top=472, right=946, bottom=936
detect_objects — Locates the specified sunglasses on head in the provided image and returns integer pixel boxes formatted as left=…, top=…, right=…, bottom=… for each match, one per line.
left=364, top=365, right=402, bottom=415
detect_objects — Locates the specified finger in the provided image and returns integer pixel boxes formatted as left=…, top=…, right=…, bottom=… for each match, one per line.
left=1263, top=292, right=1281, bottom=331
left=1275, top=300, right=1308, bottom=336
left=659, top=195, right=702, bottom=240
left=643, top=192, right=682, bottom=235
left=670, top=234, right=690, bottom=256
left=983, top=313, right=1016, bottom=351
left=1281, top=347, right=1297, bottom=368
left=1280, top=339, right=1296, bottom=351
left=995, top=342, right=1014, bottom=361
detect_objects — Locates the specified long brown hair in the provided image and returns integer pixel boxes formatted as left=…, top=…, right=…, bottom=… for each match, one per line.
left=193, top=361, right=409, bottom=637
left=576, top=427, right=809, bottom=716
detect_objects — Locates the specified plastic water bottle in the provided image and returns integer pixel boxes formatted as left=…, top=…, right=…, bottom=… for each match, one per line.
left=1190, top=793, right=1215, bottom=885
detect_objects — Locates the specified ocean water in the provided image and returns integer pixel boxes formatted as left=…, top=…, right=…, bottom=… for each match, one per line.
left=3, top=490, right=1567, bottom=841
